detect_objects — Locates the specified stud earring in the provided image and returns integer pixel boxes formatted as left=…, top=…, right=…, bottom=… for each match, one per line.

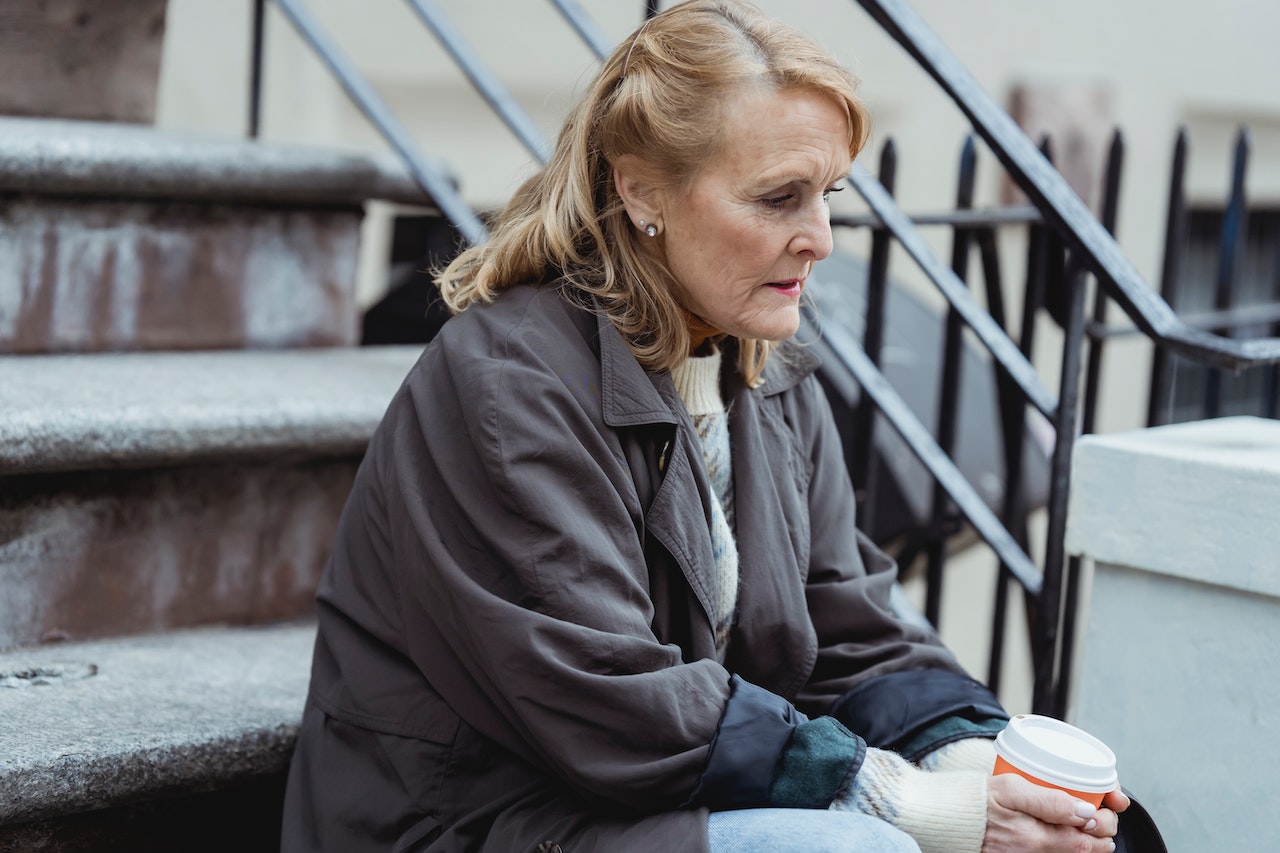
left=646, top=223, right=659, bottom=238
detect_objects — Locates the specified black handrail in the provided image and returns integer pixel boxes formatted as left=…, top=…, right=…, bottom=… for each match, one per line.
left=271, top=0, right=488, bottom=244
left=847, top=164, right=1059, bottom=418
left=804, top=301, right=1044, bottom=595
left=547, top=0, right=614, bottom=60
left=831, top=206, right=1043, bottom=230
left=405, top=0, right=553, bottom=165
left=856, top=0, right=1280, bottom=372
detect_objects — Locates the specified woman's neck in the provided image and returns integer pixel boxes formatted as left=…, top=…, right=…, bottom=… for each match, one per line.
left=681, top=308, right=724, bottom=355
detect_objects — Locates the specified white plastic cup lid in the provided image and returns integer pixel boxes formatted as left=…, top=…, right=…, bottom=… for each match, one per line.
left=994, top=714, right=1118, bottom=793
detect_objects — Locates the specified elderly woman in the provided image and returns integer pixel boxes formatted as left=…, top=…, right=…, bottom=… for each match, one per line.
left=282, top=2, right=1127, bottom=851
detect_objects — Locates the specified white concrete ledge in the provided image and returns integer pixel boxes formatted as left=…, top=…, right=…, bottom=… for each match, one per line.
left=0, top=347, right=423, bottom=474
left=1066, top=415, right=1280, bottom=598
left=1069, top=415, right=1280, bottom=851
left=0, top=624, right=314, bottom=825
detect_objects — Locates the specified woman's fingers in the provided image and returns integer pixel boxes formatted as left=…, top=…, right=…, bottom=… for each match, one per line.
left=1081, top=809, right=1119, bottom=838
left=1102, top=787, right=1131, bottom=814
left=989, top=774, right=1097, bottom=828
left=985, top=775, right=1120, bottom=852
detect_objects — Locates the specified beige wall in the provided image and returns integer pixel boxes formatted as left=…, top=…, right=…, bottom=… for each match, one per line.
left=156, top=0, right=1280, bottom=431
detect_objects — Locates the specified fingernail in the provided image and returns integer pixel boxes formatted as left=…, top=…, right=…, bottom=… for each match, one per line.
left=1084, top=819, right=1097, bottom=831
left=1108, top=843, right=1116, bottom=852
left=1073, top=801, right=1097, bottom=819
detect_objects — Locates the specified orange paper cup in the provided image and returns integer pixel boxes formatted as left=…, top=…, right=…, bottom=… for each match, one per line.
left=992, top=715, right=1117, bottom=808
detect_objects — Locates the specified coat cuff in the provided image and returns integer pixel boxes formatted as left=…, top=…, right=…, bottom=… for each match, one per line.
left=689, top=675, right=807, bottom=809
left=770, top=716, right=866, bottom=808
left=689, top=676, right=866, bottom=811
left=828, top=669, right=1008, bottom=756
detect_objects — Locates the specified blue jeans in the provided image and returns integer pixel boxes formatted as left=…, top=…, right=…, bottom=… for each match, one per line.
left=707, top=808, right=921, bottom=853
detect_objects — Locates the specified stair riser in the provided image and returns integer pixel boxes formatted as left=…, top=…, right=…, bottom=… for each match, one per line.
left=0, top=459, right=355, bottom=650
left=0, top=197, right=361, bottom=353
left=0, top=0, right=168, bottom=124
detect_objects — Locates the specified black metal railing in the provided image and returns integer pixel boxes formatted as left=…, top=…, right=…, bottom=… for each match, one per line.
left=853, top=0, right=1280, bottom=713
left=245, top=0, right=1280, bottom=715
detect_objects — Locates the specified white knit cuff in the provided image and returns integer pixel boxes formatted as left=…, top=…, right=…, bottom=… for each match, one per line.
left=670, top=350, right=724, bottom=416
left=891, top=766, right=988, bottom=853
left=918, top=736, right=997, bottom=774
left=835, top=747, right=988, bottom=853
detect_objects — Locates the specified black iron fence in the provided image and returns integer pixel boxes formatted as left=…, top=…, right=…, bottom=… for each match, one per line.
left=246, top=0, right=1280, bottom=715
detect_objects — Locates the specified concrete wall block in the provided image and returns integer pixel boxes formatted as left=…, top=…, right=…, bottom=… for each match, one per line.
left=1076, top=562, right=1280, bottom=851
left=0, top=0, right=168, bottom=123
left=1068, top=416, right=1280, bottom=852
left=0, top=197, right=362, bottom=353
left=0, top=459, right=356, bottom=650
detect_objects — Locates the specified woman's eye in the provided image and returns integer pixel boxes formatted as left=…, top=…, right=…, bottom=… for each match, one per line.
left=762, top=194, right=794, bottom=209
left=822, top=185, right=845, bottom=203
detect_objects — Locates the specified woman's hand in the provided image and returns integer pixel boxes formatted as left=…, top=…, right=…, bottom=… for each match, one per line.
left=982, top=774, right=1128, bottom=852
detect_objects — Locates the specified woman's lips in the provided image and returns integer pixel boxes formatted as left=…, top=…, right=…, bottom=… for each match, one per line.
left=765, top=278, right=805, bottom=297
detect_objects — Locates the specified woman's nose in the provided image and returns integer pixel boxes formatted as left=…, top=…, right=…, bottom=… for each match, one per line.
left=790, top=200, right=834, bottom=261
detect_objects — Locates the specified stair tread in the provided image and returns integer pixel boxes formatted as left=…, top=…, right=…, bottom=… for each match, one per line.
left=0, top=116, right=443, bottom=207
left=0, top=346, right=423, bottom=473
left=0, top=623, right=315, bottom=825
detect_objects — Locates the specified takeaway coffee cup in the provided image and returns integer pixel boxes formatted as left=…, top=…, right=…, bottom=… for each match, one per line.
left=992, top=714, right=1118, bottom=807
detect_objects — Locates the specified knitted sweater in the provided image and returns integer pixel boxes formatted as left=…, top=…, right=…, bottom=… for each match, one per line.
left=670, top=349, right=739, bottom=659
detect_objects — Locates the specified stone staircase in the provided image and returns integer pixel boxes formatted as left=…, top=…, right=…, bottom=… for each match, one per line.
left=0, top=115, right=442, bottom=849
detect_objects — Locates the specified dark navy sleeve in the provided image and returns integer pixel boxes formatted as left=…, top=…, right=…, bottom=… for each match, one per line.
left=689, top=675, right=866, bottom=811
left=828, top=668, right=1008, bottom=760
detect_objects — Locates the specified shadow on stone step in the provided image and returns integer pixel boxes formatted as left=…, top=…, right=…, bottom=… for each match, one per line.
left=0, top=774, right=287, bottom=853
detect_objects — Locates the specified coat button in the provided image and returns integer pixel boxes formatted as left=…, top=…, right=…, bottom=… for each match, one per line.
left=535, top=842, right=562, bottom=853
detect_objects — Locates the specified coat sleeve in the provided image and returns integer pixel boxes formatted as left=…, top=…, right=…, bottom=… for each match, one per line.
left=789, top=375, right=1007, bottom=741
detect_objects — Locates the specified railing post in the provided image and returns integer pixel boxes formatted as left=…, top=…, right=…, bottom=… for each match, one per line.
left=923, top=135, right=977, bottom=628
left=1267, top=239, right=1280, bottom=417
left=852, top=139, right=897, bottom=536
left=1081, top=130, right=1124, bottom=435
left=1034, top=252, right=1088, bottom=715
left=976, top=218, right=1018, bottom=694
left=248, top=0, right=266, bottom=138
left=1204, top=128, right=1252, bottom=418
left=1147, top=129, right=1189, bottom=427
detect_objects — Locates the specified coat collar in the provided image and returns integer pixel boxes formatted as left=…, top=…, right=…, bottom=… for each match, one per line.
left=594, top=306, right=821, bottom=428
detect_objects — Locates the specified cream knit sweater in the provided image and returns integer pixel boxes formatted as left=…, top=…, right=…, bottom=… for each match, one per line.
left=670, top=349, right=739, bottom=659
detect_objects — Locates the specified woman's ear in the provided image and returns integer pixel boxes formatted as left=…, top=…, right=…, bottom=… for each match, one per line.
left=613, top=155, right=662, bottom=234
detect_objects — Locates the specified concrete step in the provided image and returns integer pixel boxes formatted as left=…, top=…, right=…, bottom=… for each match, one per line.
left=0, top=346, right=422, bottom=650
left=0, top=622, right=314, bottom=850
left=0, top=116, right=444, bottom=354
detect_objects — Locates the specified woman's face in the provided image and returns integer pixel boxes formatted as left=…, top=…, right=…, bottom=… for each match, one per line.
left=656, top=87, right=852, bottom=342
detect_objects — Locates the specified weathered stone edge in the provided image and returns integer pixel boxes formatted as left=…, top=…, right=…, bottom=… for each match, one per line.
left=0, top=347, right=424, bottom=474
left=0, top=725, right=299, bottom=825
left=0, top=116, right=450, bottom=207
left=0, top=623, right=316, bottom=826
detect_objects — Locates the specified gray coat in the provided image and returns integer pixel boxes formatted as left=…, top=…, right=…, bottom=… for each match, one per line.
left=281, top=282, right=979, bottom=852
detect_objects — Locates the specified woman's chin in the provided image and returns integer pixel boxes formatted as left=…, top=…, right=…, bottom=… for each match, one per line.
left=739, top=309, right=801, bottom=342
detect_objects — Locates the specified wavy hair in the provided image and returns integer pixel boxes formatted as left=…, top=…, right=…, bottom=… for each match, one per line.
left=436, top=0, right=870, bottom=385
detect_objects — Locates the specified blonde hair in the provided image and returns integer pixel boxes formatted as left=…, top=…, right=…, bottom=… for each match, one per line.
left=436, top=0, right=869, bottom=385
